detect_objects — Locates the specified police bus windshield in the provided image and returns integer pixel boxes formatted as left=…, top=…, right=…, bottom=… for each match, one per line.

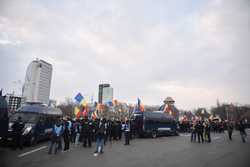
left=10, top=112, right=39, bottom=123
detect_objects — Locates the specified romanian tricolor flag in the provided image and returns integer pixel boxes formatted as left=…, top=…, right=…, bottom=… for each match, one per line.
left=92, top=110, right=97, bottom=120
left=137, top=98, right=145, bottom=112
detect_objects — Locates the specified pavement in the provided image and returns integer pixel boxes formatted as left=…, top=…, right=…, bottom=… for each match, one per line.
left=0, top=130, right=250, bottom=167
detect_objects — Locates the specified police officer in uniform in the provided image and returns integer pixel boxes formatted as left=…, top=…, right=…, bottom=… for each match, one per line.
left=81, top=118, right=91, bottom=147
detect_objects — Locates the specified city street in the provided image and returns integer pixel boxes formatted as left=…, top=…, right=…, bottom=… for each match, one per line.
left=1, top=130, right=249, bottom=167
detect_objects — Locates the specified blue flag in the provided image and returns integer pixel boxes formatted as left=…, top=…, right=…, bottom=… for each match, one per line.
left=74, top=93, right=84, bottom=103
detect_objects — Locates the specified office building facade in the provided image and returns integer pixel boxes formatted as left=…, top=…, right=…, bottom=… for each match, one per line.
left=22, top=59, right=52, bottom=105
left=98, top=84, right=113, bottom=104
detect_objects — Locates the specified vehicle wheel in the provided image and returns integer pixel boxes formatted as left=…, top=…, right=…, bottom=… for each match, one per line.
left=152, top=131, right=157, bottom=138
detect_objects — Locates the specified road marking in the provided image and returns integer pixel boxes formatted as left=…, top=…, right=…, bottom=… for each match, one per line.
left=179, top=134, right=191, bottom=137
left=213, top=137, right=221, bottom=140
left=18, top=146, right=47, bottom=158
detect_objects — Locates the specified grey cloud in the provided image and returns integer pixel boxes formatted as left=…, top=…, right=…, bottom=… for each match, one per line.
left=0, top=0, right=249, bottom=109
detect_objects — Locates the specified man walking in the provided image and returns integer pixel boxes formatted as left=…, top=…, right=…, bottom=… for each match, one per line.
left=238, top=120, right=247, bottom=143
left=227, top=121, right=234, bottom=140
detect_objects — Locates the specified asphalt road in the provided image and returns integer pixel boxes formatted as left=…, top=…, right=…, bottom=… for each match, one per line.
left=1, top=130, right=249, bottom=167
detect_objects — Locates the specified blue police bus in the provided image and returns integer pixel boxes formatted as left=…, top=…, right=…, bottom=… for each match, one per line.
left=8, top=102, right=62, bottom=145
left=132, top=111, right=178, bottom=138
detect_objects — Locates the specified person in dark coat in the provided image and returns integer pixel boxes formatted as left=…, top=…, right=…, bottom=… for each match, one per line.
left=124, top=121, right=130, bottom=145
left=196, top=121, right=204, bottom=143
left=238, top=120, right=247, bottom=143
left=204, top=121, right=211, bottom=143
left=81, top=118, right=91, bottom=147
left=190, top=122, right=197, bottom=142
left=63, top=120, right=70, bottom=151
left=12, top=116, right=24, bottom=150
left=227, top=121, right=234, bottom=140
left=118, top=121, right=122, bottom=140
left=94, top=119, right=105, bottom=154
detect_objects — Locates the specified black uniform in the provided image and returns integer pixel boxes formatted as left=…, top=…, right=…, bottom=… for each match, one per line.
left=197, top=122, right=204, bottom=143
left=204, top=123, right=211, bottom=143
left=81, top=120, right=91, bottom=147
left=63, top=121, right=70, bottom=151
left=227, top=122, right=233, bottom=140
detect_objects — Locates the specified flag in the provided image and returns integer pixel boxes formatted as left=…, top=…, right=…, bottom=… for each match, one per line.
left=106, top=101, right=113, bottom=107
left=82, top=107, right=87, bottom=117
left=135, top=98, right=144, bottom=112
left=113, top=99, right=118, bottom=106
left=74, top=93, right=84, bottom=103
left=92, top=110, right=97, bottom=120
left=137, top=98, right=141, bottom=107
left=139, top=103, right=145, bottom=112
left=74, top=106, right=81, bottom=118
left=81, top=99, right=87, bottom=107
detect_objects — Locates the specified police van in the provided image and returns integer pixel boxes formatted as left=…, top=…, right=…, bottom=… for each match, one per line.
left=132, top=111, right=178, bottom=138
left=8, top=102, right=62, bottom=145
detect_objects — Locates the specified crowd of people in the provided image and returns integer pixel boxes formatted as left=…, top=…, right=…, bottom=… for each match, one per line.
left=7, top=115, right=248, bottom=155
left=185, top=119, right=248, bottom=143
left=48, top=117, right=131, bottom=155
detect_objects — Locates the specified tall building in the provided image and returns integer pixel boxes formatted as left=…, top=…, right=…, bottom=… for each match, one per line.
left=102, top=87, right=113, bottom=104
left=98, top=84, right=113, bottom=104
left=22, top=59, right=52, bottom=105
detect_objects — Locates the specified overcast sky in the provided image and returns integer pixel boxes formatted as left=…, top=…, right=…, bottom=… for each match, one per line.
left=0, top=0, right=249, bottom=110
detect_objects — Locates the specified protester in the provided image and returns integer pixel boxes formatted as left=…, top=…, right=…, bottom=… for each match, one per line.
left=204, top=121, right=211, bottom=143
left=197, top=121, right=204, bottom=143
left=74, top=120, right=81, bottom=145
left=48, top=120, right=63, bottom=154
left=63, top=120, right=70, bottom=151
left=238, top=120, right=247, bottom=143
left=118, top=120, right=122, bottom=140
left=103, top=119, right=108, bottom=145
left=227, top=121, right=234, bottom=141
left=124, top=121, right=130, bottom=145
left=190, top=122, right=197, bottom=142
left=81, top=118, right=92, bottom=147
left=94, top=119, right=105, bottom=155
left=11, top=116, right=24, bottom=150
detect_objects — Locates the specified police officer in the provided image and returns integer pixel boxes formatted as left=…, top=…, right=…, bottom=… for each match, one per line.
left=63, top=120, right=70, bottom=151
left=12, top=116, right=24, bottom=150
left=81, top=118, right=91, bottom=147
left=197, top=121, right=204, bottom=143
